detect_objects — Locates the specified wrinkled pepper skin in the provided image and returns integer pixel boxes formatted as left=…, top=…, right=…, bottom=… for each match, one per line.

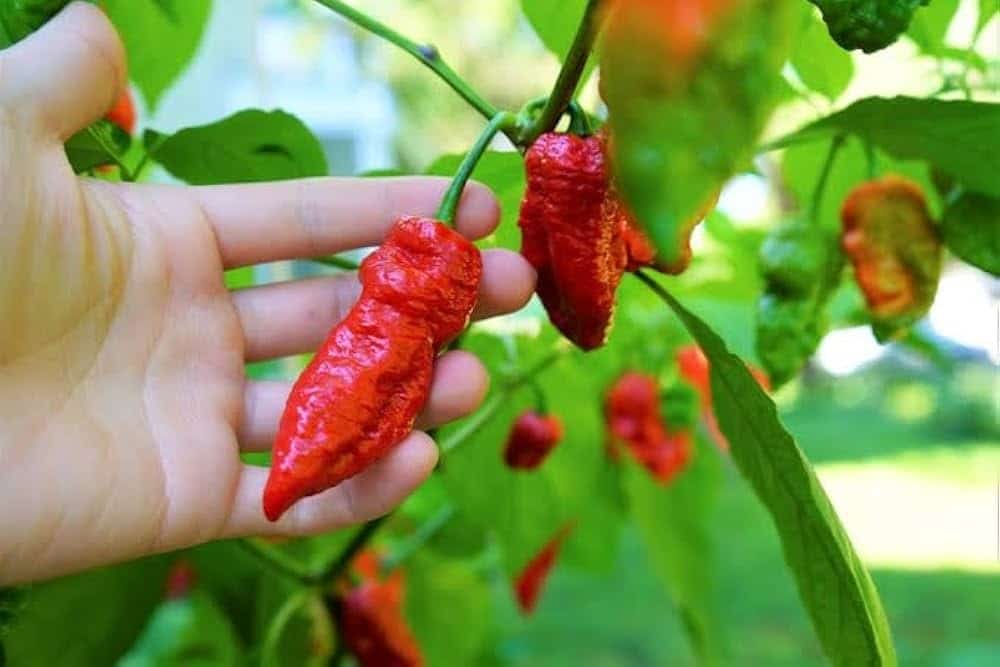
left=759, top=220, right=830, bottom=298
left=105, top=89, right=136, bottom=134
left=519, top=132, right=627, bottom=350
left=341, top=553, right=423, bottom=667
left=841, top=175, right=941, bottom=340
left=604, top=372, right=691, bottom=484
left=809, top=0, right=928, bottom=53
left=503, top=411, right=563, bottom=470
left=514, top=524, right=573, bottom=615
left=263, top=217, right=481, bottom=521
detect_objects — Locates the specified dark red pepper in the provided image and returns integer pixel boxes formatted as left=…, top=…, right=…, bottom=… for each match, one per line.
left=263, top=217, right=482, bottom=521
left=503, top=411, right=563, bottom=470
left=518, top=132, right=628, bottom=350
left=514, top=523, right=574, bottom=615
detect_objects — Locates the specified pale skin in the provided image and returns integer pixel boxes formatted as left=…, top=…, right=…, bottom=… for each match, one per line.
left=0, top=3, right=536, bottom=585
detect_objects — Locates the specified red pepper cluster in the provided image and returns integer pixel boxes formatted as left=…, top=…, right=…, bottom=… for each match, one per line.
left=604, top=371, right=691, bottom=483
left=340, top=551, right=424, bottom=667
left=503, top=411, right=564, bottom=470
left=263, top=217, right=482, bottom=521
left=514, top=524, right=574, bottom=615
left=518, top=131, right=716, bottom=350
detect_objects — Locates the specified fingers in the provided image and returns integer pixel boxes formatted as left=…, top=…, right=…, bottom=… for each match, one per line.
left=222, top=432, right=438, bottom=538
left=0, top=2, right=126, bottom=140
left=195, top=177, right=501, bottom=269
left=238, top=351, right=489, bottom=451
left=235, top=249, right=536, bottom=362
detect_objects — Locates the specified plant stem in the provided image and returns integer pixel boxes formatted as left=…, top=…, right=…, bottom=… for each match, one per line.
left=440, top=348, right=566, bottom=453
left=238, top=538, right=317, bottom=583
left=313, top=255, right=361, bottom=271
left=808, top=134, right=845, bottom=222
left=312, top=0, right=508, bottom=136
left=322, top=516, right=388, bottom=583
left=521, top=0, right=604, bottom=145
left=436, top=111, right=517, bottom=224
left=379, top=505, right=456, bottom=576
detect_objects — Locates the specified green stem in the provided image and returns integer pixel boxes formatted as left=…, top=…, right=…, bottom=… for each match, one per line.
left=436, top=111, right=517, bottom=224
left=313, top=255, right=361, bottom=271
left=322, top=516, right=388, bottom=583
left=440, top=348, right=566, bottom=453
left=88, top=126, right=135, bottom=181
left=522, top=0, right=604, bottom=145
left=262, top=589, right=316, bottom=667
left=808, top=134, right=845, bottom=222
left=379, top=505, right=455, bottom=576
left=312, top=0, right=508, bottom=136
left=238, top=539, right=317, bottom=583
left=529, top=380, right=549, bottom=414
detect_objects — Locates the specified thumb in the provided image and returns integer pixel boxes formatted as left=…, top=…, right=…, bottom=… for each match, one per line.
left=0, top=1, right=126, bottom=140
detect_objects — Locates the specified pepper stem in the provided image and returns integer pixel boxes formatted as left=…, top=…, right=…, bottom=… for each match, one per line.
left=435, top=111, right=517, bottom=225
left=809, top=134, right=845, bottom=222
left=521, top=0, right=604, bottom=146
left=529, top=379, right=550, bottom=414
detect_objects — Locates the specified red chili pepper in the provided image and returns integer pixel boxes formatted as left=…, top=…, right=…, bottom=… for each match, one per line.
left=514, top=523, right=574, bottom=615
left=263, top=217, right=482, bottom=521
left=676, top=344, right=770, bottom=452
left=503, top=411, right=563, bottom=470
left=163, top=559, right=196, bottom=600
left=518, top=132, right=628, bottom=350
left=105, top=89, right=136, bottom=134
left=841, top=175, right=941, bottom=340
left=341, top=552, right=423, bottom=667
left=604, top=371, right=691, bottom=483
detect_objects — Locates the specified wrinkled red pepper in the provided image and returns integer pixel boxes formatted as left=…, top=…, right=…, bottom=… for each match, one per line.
left=841, top=175, right=941, bottom=340
left=604, top=371, right=691, bottom=483
left=341, top=551, right=423, bottom=667
left=514, top=523, right=574, bottom=615
left=503, top=411, right=563, bottom=470
left=263, top=217, right=482, bottom=521
left=518, top=132, right=628, bottom=350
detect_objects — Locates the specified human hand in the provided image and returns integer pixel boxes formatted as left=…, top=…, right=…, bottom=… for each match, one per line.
left=0, top=3, right=535, bottom=585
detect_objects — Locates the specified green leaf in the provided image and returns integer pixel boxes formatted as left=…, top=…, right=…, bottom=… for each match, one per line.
left=520, top=0, right=596, bottom=89
left=148, top=110, right=328, bottom=185
left=651, top=283, right=897, bottom=667
left=906, top=0, right=960, bottom=55
left=0, top=588, right=25, bottom=637
left=625, top=439, right=727, bottom=666
left=4, top=556, right=173, bottom=667
left=118, top=592, right=242, bottom=667
left=940, top=190, right=1000, bottom=275
left=65, top=120, right=132, bottom=173
left=791, top=7, right=854, bottom=101
left=770, top=97, right=1000, bottom=198
left=0, top=0, right=71, bottom=47
left=601, top=0, right=797, bottom=269
left=102, top=0, right=212, bottom=111
left=977, top=0, right=998, bottom=35
left=425, top=151, right=524, bottom=251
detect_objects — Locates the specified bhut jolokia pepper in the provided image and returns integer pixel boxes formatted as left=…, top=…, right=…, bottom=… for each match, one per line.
left=340, top=551, right=424, bottom=667
left=514, top=523, right=574, bottom=615
left=604, top=371, right=691, bottom=484
left=808, top=0, right=929, bottom=53
left=841, top=175, right=942, bottom=340
left=263, top=113, right=513, bottom=521
left=518, top=132, right=628, bottom=350
left=503, top=411, right=563, bottom=470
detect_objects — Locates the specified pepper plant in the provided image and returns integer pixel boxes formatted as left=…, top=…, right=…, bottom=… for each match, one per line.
left=1, top=0, right=998, bottom=666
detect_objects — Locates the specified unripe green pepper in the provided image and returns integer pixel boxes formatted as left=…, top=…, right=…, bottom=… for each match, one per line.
left=809, top=0, right=929, bottom=53
left=756, top=295, right=825, bottom=388
left=759, top=219, right=830, bottom=298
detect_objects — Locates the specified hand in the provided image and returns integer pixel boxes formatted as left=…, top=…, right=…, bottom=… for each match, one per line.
left=0, top=3, right=535, bottom=585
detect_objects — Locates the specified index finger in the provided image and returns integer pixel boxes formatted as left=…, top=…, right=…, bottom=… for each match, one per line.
left=195, top=176, right=501, bottom=269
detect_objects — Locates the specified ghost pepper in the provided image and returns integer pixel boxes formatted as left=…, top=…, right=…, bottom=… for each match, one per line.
left=503, top=411, right=563, bottom=470
left=841, top=175, right=941, bottom=340
left=518, top=132, right=628, bottom=350
left=263, top=217, right=481, bottom=521
left=514, top=523, right=574, bottom=615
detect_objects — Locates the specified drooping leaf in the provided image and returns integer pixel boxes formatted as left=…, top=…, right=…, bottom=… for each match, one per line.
left=520, top=0, right=596, bottom=88
left=625, top=437, right=727, bottom=666
left=768, top=97, right=1000, bottom=198
left=147, top=109, right=328, bottom=185
left=940, top=190, right=1000, bottom=275
left=791, top=6, right=855, bottom=101
left=102, top=0, right=213, bottom=111
left=650, top=283, right=897, bottom=667
left=601, top=0, right=796, bottom=270
left=65, top=120, right=132, bottom=173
